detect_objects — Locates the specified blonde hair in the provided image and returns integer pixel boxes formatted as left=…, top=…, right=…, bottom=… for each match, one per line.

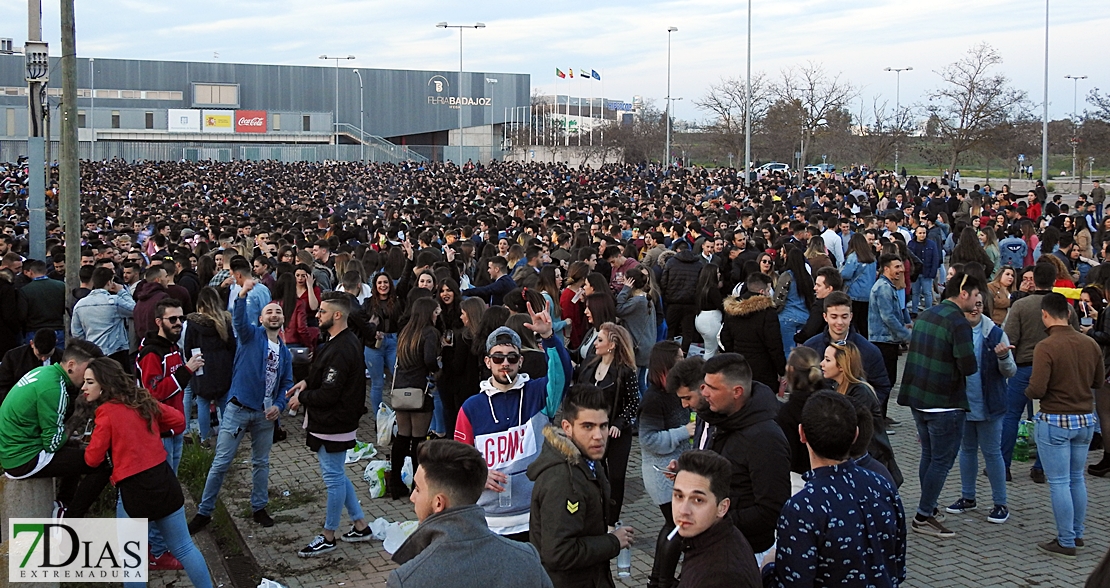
left=828, top=342, right=866, bottom=394
left=598, top=322, right=636, bottom=370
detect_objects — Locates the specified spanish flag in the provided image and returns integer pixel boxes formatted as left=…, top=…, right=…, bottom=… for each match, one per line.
left=556, top=68, right=566, bottom=79
left=568, top=68, right=574, bottom=78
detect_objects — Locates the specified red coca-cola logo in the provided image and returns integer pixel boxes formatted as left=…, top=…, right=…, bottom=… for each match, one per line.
left=235, top=110, right=267, bottom=133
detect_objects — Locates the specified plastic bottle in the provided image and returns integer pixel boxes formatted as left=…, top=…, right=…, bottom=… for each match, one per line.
left=1014, top=437, right=1029, bottom=462
left=615, top=520, right=631, bottom=577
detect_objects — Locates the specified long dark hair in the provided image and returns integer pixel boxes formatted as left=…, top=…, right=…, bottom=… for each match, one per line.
left=846, top=232, right=875, bottom=264
left=365, top=271, right=397, bottom=317
left=87, top=357, right=163, bottom=433
left=648, top=340, right=681, bottom=389
left=397, top=297, right=439, bottom=369
left=585, top=292, right=617, bottom=327
left=783, top=247, right=815, bottom=308
left=695, top=263, right=721, bottom=308
left=273, top=272, right=298, bottom=319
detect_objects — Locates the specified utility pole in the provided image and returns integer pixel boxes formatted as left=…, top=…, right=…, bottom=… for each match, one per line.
left=25, top=0, right=48, bottom=262
left=61, top=0, right=80, bottom=324
left=664, top=27, right=677, bottom=167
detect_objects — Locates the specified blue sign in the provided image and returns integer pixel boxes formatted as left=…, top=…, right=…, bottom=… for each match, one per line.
left=606, top=101, right=633, bottom=111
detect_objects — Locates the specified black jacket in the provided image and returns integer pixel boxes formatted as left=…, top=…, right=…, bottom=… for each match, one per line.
left=298, top=328, right=367, bottom=449
left=719, top=293, right=786, bottom=390
left=793, top=297, right=826, bottom=345
left=698, top=382, right=790, bottom=553
left=677, top=519, right=760, bottom=588
left=0, top=278, right=24, bottom=356
left=0, top=344, right=64, bottom=406
left=182, top=313, right=237, bottom=401
left=575, top=361, right=639, bottom=433
left=728, top=248, right=760, bottom=291
left=176, top=269, right=201, bottom=305
left=775, top=380, right=839, bottom=474
left=527, top=426, right=620, bottom=588
left=660, top=250, right=703, bottom=304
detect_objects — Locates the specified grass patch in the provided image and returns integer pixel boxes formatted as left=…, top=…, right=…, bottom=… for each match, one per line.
left=178, top=435, right=244, bottom=557
left=239, top=488, right=316, bottom=520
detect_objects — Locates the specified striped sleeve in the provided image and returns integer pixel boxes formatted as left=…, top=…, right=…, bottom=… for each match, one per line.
left=38, top=375, right=68, bottom=453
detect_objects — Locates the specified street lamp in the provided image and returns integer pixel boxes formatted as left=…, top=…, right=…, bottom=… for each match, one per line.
left=353, top=69, right=364, bottom=162
left=1041, top=0, right=1049, bottom=181
left=1064, top=74, right=1087, bottom=179
left=319, top=54, right=355, bottom=156
left=437, top=22, right=486, bottom=163
left=884, top=66, right=912, bottom=176
left=665, top=26, right=677, bottom=167
left=744, top=0, right=752, bottom=185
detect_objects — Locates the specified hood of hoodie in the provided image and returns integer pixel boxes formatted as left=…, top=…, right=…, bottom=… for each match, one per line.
left=707, top=381, right=779, bottom=433
left=478, top=373, right=531, bottom=397
left=135, top=280, right=167, bottom=302
left=723, top=293, right=775, bottom=317
left=527, top=425, right=583, bottom=481
left=391, top=504, right=492, bottom=565
left=673, top=249, right=700, bottom=264
left=139, top=331, right=179, bottom=357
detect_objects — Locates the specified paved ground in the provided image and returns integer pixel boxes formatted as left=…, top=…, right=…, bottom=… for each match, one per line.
left=155, top=378, right=1109, bottom=588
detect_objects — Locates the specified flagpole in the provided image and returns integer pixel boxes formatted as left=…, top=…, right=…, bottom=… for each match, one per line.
left=601, top=71, right=605, bottom=147
left=578, top=77, right=582, bottom=148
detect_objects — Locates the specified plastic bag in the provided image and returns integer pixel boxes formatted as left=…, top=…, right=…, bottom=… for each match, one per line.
left=258, top=580, right=288, bottom=588
left=345, top=440, right=377, bottom=464
left=383, top=520, right=419, bottom=554
left=401, top=456, right=413, bottom=489
left=369, top=517, right=391, bottom=540
left=363, top=460, right=391, bottom=499
left=376, top=403, right=395, bottom=446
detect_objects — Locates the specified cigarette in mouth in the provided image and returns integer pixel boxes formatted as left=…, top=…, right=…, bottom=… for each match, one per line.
left=667, top=526, right=680, bottom=541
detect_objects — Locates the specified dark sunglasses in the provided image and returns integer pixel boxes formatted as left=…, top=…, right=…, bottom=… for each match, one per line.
left=488, top=353, right=522, bottom=365
left=160, top=315, right=185, bottom=324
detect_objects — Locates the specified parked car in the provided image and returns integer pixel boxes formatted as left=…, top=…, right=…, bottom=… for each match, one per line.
left=804, top=163, right=836, bottom=175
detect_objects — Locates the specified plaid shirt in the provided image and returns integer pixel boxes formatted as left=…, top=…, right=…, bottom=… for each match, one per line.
left=1036, top=412, right=1097, bottom=430
left=897, top=300, right=977, bottom=410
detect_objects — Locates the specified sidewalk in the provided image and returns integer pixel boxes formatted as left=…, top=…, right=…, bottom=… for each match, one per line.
left=160, top=384, right=1107, bottom=587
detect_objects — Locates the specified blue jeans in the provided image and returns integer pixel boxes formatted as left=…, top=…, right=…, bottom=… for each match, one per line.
left=778, top=312, right=806, bottom=358
left=149, top=433, right=183, bottom=557
left=958, top=416, right=1007, bottom=507
left=1001, top=366, right=1041, bottom=470
left=317, top=446, right=365, bottom=531
left=1035, top=421, right=1093, bottom=548
left=365, top=333, right=398, bottom=410
left=431, top=386, right=445, bottom=435
left=637, top=367, right=648, bottom=399
left=912, top=409, right=965, bottom=518
left=182, top=383, right=195, bottom=433
left=195, top=394, right=227, bottom=440
left=197, top=403, right=274, bottom=517
left=124, top=506, right=213, bottom=588
left=910, top=277, right=934, bottom=314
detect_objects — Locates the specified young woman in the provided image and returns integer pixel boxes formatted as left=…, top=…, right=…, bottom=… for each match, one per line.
left=615, top=266, right=657, bottom=394
left=804, top=238, right=833, bottom=272
left=776, top=247, right=815, bottom=357
left=295, top=262, right=322, bottom=320
left=440, top=297, right=485, bottom=436
left=560, top=261, right=591, bottom=349
left=82, top=357, right=214, bottom=588
left=978, top=227, right=1001, bottom=278
left=821, top=342, right=899, bottom=484
left=505, top=314, right=549, bottom=380
left=183, top=287, right=236, bottom=445
left=988, top=266, right=1016, bottom=325
left=363, top=272, right=402, bottom=411
left=693, top=263, right=725, bottom=359
left=776, top=347, right=837, bottom=474
left=389, top=297, right=441, bottom=499
left=437, top=278, right=463, bottom=331
left=575, top=322, right=640, bottom=527
left=537, top=265, right=568, bottom=343
left=580, top=292, right=618, bottom=362
left=638, top=340, right=689, bottom=588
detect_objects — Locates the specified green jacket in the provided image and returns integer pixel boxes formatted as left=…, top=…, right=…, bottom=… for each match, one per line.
left=526, top=426, right=619, bottom=588
left=0, top=363, right=71, bottom=470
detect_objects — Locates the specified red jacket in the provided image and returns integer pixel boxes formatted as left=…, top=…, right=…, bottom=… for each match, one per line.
left=84, top=401, right=184, bottom=485
left=136, top=333, right=193, bottom=415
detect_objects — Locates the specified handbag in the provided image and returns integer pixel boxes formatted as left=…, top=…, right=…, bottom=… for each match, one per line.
left=388, top=355, right=429, bottom=411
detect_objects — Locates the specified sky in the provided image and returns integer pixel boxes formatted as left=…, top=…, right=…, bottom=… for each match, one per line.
left=1, top=0, right=1106, bottom=124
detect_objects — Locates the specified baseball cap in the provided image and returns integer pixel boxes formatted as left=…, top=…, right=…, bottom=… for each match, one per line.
left=485, top=326, right=521, bottom=354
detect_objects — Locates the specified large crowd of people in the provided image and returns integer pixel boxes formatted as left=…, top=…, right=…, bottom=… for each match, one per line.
left=1, top=156, right=1109, bottom=586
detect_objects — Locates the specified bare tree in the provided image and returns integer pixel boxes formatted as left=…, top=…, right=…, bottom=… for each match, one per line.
left=924, top=43, right=1030, bottom=173
left=694, top=73, right=771, bottom=163
left=1087, top=88, right=1110, bottom=121
left=853, top=96, right=914, bottom=169
left=775, top=62, right=857, bottom=170
left=604, top=101, right=666, bottom=164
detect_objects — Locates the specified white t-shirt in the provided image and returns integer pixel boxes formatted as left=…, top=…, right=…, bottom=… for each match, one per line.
left=264, top=340, right=280, bottom=402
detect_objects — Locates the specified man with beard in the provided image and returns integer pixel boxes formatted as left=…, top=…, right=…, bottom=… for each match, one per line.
left=454, top=305, right=572, bottom=543
left=189, top=281, right=292, bottom=535
left=136, top=298, right=204, bottom=570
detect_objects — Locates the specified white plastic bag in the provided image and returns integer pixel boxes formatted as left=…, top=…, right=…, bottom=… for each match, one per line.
left=382, top=520, right=419, bottom=554
left=363, top=460, right=391, bottom=499
left=369, top=517, right=391, bottom=540
left=257, top=580, right=288, bottom=588
left=376, top=403, right=395, bottom=446
left=345, top=440, right=377, bottom=464
left=401, top=456, right=414, bottom=489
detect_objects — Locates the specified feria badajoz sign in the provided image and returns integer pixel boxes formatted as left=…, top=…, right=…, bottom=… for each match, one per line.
left=427, top=75, right=492, bottom=108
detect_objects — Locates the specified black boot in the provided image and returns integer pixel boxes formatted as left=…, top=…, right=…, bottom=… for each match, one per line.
left=1091, top=432, right=1103, bottom=452
left=389, top=435, right=410, bottom=500
left=1088, top=452, right=1110, bottom=477
left=646, top=524, right=682, bottom=588
left=411, top=436, right=423, bottom=474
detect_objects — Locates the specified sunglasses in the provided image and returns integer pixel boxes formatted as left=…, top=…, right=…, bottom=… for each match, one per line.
left=160, top=315, right=185, bottom=324
left=488, top=353, right=522, bottom=365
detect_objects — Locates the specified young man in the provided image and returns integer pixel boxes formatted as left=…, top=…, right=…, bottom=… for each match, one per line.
left=228, top=257, right=272, bottom=339
left=389, top=440, right=553, bottom=588
left=698, top=353, right=790, bottom=560
left=71, top=266, right=135, bottom=367
left=286, top=294, right=372, bottom=557
left=869, top=254, right=912, bottom=420
left=671, top=450, right=760, bottom=588
left=793, top=266, right=843, bottom=345
left=666, top=356, right=710, bottom=449
left=763, top=391, right=906, bottom=587
left=527, top=385, right=633, bottom=588
left=897, top=272, right=981, bottom=538
left=0, top=340, right=108, bottom=518
left=454, top=307, right=572, bottom=542
left=461, top=255, right=517, bottom=307
left=1026, top=293, right=1103, bottom=558
left=190, top=281, right=292, bottom=534
left=0, top=329, right=63, bottom=406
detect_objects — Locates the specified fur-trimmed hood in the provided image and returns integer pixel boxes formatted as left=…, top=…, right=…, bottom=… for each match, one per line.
left=541, top=424, right=581, bottom=465
left=723, top=293, right=776, bottom=317
left=526, top=425, right=586, bottom=482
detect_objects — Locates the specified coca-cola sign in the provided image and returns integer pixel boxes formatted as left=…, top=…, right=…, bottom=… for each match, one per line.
left=235, top=110, right=267, bottom=133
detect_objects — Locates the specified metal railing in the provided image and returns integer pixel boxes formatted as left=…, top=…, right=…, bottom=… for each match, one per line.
left=333, top=123, right=429, bottom=163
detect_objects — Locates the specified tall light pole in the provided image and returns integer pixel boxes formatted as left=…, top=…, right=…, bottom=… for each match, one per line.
left=665, top=26, right=677, bottom=167
left=319, top=54, right=355, bottom=156
left=89, top=57, right=94, bottom=146
left=437, top=22, right=486, bottom=163
left=353, top=69, right=364, bottom=161
left=1064, top=74, right=1086, bottom=179
left=744, top=0, right=752, bottom=183
left=884, top=66, right=912, bottom=176
left=1041, top=0, right=1049, bottom=182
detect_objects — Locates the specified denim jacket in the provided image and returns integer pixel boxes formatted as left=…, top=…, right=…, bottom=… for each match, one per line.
left=868, top=275, right=911, bottom=343
left=71, top=288, right=135, bottom=355
left=841, top=253, right=877, bottom=302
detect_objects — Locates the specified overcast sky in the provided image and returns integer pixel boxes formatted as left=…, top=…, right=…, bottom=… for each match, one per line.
left=3, top=0, right=1105, bottom=123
